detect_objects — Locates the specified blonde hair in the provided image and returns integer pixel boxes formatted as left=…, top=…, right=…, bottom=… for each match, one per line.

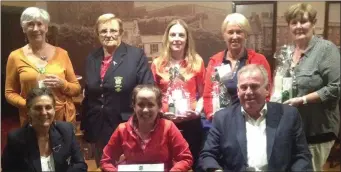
left=155, top=19, right=201, bottom=74
left=95, top=13, right=123, bottom=36
left=20, top=7, right=50, bottom=28
left=284, top=3, right=317, bottom=24
left=221, top=13, right=251, bottom=36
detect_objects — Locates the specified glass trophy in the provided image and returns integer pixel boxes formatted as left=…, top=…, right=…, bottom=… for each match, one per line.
left=37, top=67, right=47, bottom=88
left=166, top=65, right=190, bottom=117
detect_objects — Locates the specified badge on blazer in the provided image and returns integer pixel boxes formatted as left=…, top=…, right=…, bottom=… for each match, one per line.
left=114, top=76, right=123, bottom=92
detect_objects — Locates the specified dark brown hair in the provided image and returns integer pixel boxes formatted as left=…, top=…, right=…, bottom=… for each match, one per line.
left=131, top=84, right=162, bottom=108
left=26, top=87, right=56, bottom=109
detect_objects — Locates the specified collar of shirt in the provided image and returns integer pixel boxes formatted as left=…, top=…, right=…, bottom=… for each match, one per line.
left=241, top=103, right=268, bottom=126
left=242, top=103, right=268, bottom=170
left=222, top=48, right=248, bottom=65
left=102, top=55, right=113, bottom=63
left=129, top=116, right=160, bottom=139
left=290, top=35, right=318, bottom=59
left=129, top=116, right=161, bottom=150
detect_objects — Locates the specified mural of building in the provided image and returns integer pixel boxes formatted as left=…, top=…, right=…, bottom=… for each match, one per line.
left=276, top=16, right=291, bottom=50
left=147, top=4, right=227, bottom=33
left=140, top=35, right=163, bottom=62
left=244, top=12, right=274, bottom=57
left=328, top=22, right=340, bottom=48
left=122, top=20, right=141, bottom=46
left=247, top=12, right=263, bottom=53
left=262, top=12, right=274, bottom=56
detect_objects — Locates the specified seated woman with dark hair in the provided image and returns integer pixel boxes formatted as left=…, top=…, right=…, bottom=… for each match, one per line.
left=1, top=87, right=87, bottom=172
left=100, top=84, right=193, bottom=172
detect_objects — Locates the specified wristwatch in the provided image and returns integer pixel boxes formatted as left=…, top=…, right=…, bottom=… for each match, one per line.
left=302, top=96, right=308, bottom=104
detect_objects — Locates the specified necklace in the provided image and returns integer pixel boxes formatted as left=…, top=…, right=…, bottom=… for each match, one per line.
left=40, top=56, right=47, bottom=61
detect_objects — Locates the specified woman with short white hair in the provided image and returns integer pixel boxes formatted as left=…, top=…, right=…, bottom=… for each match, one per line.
left=203, top=13, right=272, bottom=121
left=81, top=13, right=154, bottom=167
left=5, top=7, right=81, bottom=126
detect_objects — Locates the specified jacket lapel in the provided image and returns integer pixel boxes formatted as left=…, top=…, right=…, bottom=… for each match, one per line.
left=103, top=43, right=127, bottom=82
left=235, top=105, right=248, bottom=164
left=92, top=48, right=104, bottom=81
left=25, top=127, right=42, bottom=172
left=266, top=103, right=282, bottom=161
left=49, top=123, right=64, bottom=172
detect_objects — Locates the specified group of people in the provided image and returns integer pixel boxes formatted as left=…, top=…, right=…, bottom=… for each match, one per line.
left=2, top=2, right=340, bottom=172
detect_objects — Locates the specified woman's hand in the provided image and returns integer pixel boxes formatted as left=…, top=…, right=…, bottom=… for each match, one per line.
left=283, top=97, right=303, bottom=107
left=163, top=110, right=200, bottom=123
left=43, top=74, right=65, bottom=88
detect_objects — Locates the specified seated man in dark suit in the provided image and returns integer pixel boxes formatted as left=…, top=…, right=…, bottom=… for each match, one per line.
left=199, top=64, right=312, bottom=171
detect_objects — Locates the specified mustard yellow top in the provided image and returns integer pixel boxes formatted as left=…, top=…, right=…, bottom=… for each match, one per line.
left=5, top=47, right=81, bottom=126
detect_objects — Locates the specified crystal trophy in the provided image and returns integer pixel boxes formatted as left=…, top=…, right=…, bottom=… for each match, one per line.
left=37, top=67, right=47, bottom=88
left=166, top=65, right=190, bottom=117
left=270, top=45, right=295, bottom=103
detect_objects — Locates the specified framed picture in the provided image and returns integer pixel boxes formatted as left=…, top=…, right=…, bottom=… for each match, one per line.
left=324, top=1, right=340, bottom=49
left=232, top=1, right=277, bottom=69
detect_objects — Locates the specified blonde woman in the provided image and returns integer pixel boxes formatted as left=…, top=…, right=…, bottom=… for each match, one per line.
left=203, top=13, right=272, bottom=121
left=151, top=19, right=205, bottom=169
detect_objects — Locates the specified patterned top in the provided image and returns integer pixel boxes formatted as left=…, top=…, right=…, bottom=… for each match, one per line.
left=151, top=56, right=206, bottom=113
left=291, top=36, right=340, bottom=142
left=203, top=49, right=272, bottom=120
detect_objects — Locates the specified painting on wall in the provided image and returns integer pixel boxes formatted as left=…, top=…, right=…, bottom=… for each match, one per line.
left=44, top=1, right=236, bottom=83
left=232, top=1, right=277, bottom=62
left=324, top=1, right=340, bottom=49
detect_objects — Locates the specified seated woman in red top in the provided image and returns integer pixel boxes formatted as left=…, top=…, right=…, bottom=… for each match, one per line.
left=100, top=84, right=193, bottom=172
left=203, top=13, right=272, bottom=121
left=150, top=19, right=205, bottom=169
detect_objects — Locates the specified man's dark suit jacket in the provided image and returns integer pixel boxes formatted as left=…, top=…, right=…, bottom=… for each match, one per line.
left=1, top=121, right=87, bottom=172
left=80, top=42, right=154, bottom=145
left=199, top=102, right=313, bottom=171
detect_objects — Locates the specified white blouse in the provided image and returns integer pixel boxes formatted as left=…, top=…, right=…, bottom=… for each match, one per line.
left=41, top=155, right=55, bottom=171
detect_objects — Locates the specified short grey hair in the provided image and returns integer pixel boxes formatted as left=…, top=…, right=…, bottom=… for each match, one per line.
left=221, top=13, right=251, bottom=36
left=20, top=7, right=50, bottom=28
left=237, top=64, right=269, bottom=87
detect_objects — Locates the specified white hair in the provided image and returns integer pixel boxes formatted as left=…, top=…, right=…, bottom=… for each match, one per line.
left=20, top=7, right=50, bottom=28
left=221, top=13, right=251, bottom=36
left=237, top=64, right=269, bottom=87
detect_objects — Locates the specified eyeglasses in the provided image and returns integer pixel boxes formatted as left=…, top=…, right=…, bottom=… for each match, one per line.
left=99, top=29, right=119, bottom=36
